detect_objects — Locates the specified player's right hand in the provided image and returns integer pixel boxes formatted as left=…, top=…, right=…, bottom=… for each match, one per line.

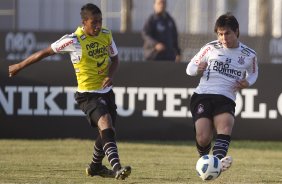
left=9, top=64, right=21, bottom=77
left=102, top=76, right=113, bottom=89
left=197, top=62, right=208, bottom=75
left=234, top=79, right=249, bottom=91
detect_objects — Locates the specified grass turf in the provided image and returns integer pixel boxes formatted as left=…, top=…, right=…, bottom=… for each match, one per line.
left=0, top=139, right=281, bottom=184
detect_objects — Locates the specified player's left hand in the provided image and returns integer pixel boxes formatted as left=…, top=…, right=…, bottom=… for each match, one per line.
left=102, top=77, right=113, bottom=88
left=234, top=79, right=249, bottom=91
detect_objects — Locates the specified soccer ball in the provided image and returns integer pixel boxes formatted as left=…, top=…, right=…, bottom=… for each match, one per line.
left=196, top=155, right=222, bottom=181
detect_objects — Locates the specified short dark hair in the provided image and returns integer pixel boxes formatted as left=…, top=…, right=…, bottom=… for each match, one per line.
left=214, top=13, right=239, bottom=37
left=80, top=3, right=102, bottom=20
left=154, top=0, right=166, bottom=4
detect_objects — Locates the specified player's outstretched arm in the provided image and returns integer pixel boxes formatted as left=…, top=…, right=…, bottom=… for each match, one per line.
left=9, top=46, right=55, bottom=77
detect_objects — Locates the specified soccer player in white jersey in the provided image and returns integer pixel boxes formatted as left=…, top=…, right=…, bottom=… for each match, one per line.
left=9, top=3, right=131, bottom=180
left=186, top=13, right=258, bottom=173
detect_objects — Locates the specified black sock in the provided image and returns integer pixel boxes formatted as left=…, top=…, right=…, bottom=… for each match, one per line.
left=90, top=135, right=105, bottom=169
left=196, top=141, right=211, bottom=157
left=212, top=134, right=231, bottom=160
left=101, top=128, right=121, bottom=172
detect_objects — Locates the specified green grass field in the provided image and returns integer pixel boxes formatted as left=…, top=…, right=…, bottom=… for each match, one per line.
left=0, top=139, right=282, bottom=184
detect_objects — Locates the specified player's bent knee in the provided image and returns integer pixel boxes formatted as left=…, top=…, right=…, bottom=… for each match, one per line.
left=196, top=134, right=212, bottom=146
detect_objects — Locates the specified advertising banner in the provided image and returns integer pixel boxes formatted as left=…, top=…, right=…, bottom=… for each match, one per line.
left=1, top=61, right=281, bottom=140
left=2, top=31, right=282, bottom=63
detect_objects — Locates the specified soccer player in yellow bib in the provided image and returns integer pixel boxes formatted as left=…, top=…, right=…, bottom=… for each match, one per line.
left=9, top=3, right=131, bottom=180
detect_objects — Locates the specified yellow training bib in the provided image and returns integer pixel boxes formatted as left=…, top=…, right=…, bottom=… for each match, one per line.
left=74, top=27, right=112, bottom=91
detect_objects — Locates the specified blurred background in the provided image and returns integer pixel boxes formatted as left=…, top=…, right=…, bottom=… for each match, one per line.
left=1, top=0, right=281, bottom=36
left=1, top=0, right=282, bottom=63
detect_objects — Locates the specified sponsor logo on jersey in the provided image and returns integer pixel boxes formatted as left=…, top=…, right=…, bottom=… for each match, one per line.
left=80, top=35, right=86, bottom=40
left=56, top=40, right=74, bottom=52
left=102, top=29, right=110, bottom=34
left=213, top=60, right=242, bottom=79
left=241, top=48, right=251, bottom=56
left=237, top=56, right=245, bottom=65
left=97, top=58, right=106, bottom=67
left=86, top=42, right=108, bottom=58
left=252, top=57, right=256, bottom=73
left=195, top=46, right=211, bottom=64
left=98, top=67, right=106, bottom=75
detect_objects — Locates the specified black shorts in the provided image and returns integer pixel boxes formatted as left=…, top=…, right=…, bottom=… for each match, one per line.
left=190, top=93, right=236, bottom=123
left=75, top=90, right=117, bottom=128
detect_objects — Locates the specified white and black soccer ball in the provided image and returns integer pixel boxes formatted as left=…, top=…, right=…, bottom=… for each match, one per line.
left=196, top=155, right=222, bottom=181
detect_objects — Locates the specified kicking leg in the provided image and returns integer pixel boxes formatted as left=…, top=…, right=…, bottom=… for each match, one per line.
left=214, top=113, right=234, bottom=172
left=99, top=114, right=131, bottom=180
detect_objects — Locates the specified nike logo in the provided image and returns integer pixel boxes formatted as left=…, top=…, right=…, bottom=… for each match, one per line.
left=97, top=58, right=106, bottom=67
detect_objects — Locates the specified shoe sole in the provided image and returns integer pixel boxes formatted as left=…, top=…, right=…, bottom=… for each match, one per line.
left=86, top=167, right=115, bottom=178
left=221, top=157, right=232, bottom=172
left=116, top=167, right=131, bottom=180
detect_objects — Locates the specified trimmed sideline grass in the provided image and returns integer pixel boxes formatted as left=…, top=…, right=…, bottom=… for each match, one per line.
left=0, top=140, right=282, bottom=184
